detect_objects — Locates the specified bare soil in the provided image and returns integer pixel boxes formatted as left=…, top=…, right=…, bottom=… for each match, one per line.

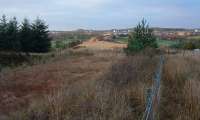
left=77, top=37, right=127, bottom=50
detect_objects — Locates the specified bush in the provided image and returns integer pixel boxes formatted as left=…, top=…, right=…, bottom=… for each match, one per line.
left=183, top=42, right=195, bottom=50
left=126, top=19, right=157, bottom=53
left=171, top=40, right=200, bottom=50
left=55, top=41, right=66, bottom=49
left=68, top=40, right=82, bottom=48
left=170, top=42, right=183, bottom=49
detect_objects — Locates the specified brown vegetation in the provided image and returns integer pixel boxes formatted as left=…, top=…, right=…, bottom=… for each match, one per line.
left=159, top=55, right=200, bottom=120
left=0, top=48, right=158, bottom=120
left=0, top=50, right=118, bottom=117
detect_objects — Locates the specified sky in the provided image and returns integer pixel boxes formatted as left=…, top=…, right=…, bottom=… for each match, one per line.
left=0, top=0, right=200, bottom=30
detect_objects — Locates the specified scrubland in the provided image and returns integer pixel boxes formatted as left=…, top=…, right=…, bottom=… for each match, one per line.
left=0, top=48, right=158, bottom=120
left=1, top=39, right=200, bottom=120
left=159, top=54, right=200, bottom=120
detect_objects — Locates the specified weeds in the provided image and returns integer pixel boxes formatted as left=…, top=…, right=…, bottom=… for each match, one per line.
left=4, top=53, right=158, bottom=120
left=159, top=55, right=200, bottom=120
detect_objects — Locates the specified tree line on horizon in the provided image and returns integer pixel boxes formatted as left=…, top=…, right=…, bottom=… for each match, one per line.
left=0, top=15, right=51, bottom=54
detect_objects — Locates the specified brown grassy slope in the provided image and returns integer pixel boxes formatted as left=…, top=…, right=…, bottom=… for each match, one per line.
left=159, top=55, right=200, bottom=120
left=0, top=50, right=122, bottom=116
left=6, top=53, right=158, bottom=120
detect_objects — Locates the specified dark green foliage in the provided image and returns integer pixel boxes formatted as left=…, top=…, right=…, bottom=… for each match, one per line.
left=19, top=18, right=32, bottom=53
left=0, top=15, right=51, bottom=53
left=6, top=17, right=20, bottom=52
left=170, top=43, right=182, bottom=49
left=182, top=40, right=200, bottom=50
left=126, top=19, right=157, bottom=53
left=0, top=15, right=8, bottom=51
left=30, top=18, right=51, bottom=53
left=68, top=40, right=82, bottom=48
left=183, top=42, right=196, bottom=50
left=195, top=40, right=200, bottom=48
left=171, top=40, right=200, bottom=50
left=0, top=16, right=20, bottom=52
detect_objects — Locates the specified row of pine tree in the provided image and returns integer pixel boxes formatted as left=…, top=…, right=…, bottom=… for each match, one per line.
left=0, top=15, right=51, bottom=54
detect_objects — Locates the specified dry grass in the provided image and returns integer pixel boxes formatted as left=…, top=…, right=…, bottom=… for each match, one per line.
left=0, top=50, right=119, bottom=117
left=159, top=55, right=200, bottom=120
left=0, top=49, right=159, bottom=120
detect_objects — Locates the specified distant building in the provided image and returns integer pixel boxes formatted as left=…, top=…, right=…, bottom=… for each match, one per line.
left=112, top=29, right=130, bottom=36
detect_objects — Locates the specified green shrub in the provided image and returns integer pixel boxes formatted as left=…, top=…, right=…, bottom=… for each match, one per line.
left=55, top=41, right=66, bottom=49
left=126, top=19, right=157, bottom=54
left=183, top=42, right=196, bottom=50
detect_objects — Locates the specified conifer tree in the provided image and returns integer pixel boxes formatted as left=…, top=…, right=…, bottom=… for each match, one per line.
left=0, top=15, right=7, bottom=51
left=19, top=18, right=32, bottom=53
left=6, top=17, right=20, bottom=52
left=31, top=18, right=51, bottom=53
left=126, top=19, right=157, bottom=53
left=0, top=15, right=51, bottom=53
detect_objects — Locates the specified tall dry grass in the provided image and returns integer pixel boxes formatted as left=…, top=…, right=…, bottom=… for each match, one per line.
left=159, top=55, right=200, bottom=120
left=6, top=53, right=158, bottom=120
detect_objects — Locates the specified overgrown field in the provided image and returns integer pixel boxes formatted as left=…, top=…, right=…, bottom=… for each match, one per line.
left=159, top=54, right=200, bottom=120
left=0, top=48, right=159, bottom=120
left=1, top=37, right=200, bottom=120
left=51, top=32, right=96, bottom=50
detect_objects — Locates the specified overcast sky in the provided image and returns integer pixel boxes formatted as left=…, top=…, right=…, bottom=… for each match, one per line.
left=0, top=0, right=199, bottom=30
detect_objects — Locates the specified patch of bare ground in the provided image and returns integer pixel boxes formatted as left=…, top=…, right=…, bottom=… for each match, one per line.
left=77, top=37, right=127, bottom=50
left=159, top=55, right=200, bottom=120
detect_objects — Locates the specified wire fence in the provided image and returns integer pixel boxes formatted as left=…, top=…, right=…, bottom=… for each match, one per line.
left=142, top=55, right=164, bottom=120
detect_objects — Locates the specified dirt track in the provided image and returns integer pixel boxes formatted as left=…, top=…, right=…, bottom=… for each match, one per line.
left=77, top=37, right=127, bottom=50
